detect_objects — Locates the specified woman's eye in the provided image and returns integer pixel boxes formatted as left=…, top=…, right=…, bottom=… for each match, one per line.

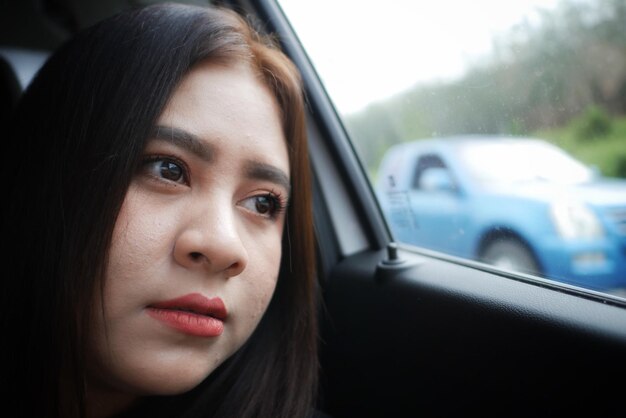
left=240, top=194, right=286, bottom=219
left=141, top=157, right=188, bottom=184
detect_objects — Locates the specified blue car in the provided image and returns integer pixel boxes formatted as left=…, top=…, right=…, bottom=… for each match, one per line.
left=375, top=135, right=626, bottom=292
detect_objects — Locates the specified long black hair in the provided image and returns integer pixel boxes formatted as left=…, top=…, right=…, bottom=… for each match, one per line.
left=2, top=3, right=318, bottom=417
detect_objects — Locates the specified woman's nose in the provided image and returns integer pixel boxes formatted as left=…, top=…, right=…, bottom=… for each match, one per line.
left=173, top=207, right=248, bottom=278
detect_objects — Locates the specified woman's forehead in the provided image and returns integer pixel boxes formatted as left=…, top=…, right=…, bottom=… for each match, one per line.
left=156, top=62, right=289, bottom=173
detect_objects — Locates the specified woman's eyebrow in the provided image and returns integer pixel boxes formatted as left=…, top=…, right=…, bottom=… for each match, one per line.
left=151, top=126, right=289, bottom=192
left=244, top=161, right=291, bottom=195
left=152, top=125, right=214, bottom=162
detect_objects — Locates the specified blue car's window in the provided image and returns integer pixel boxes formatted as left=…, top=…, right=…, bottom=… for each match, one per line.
left=458, top=140, right=595, bottom=184
left=278, top=0, right=626, bottom=298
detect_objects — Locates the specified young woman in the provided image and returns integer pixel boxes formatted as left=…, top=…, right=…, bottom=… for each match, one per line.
left=2, top=3, right=318, bottom=417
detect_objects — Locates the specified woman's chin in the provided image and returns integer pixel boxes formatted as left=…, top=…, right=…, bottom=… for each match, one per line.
left=127, top=365, right=214, bottom=396
left=87, top=357, right=218, bottom=403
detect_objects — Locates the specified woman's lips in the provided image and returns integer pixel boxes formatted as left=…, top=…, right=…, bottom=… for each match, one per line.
left=146, top=293, right=227, bottom=338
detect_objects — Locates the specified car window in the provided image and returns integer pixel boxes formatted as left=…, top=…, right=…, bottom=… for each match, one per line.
left=278, top=0, right=626, bottom=298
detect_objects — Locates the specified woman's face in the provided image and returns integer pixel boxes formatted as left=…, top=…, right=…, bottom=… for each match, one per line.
left=87, top=61, right=289, bottom=407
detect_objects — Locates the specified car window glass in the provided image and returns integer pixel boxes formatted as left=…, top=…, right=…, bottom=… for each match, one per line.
left=278, top=0, right=626, bottom=299
left=412, top=154, right=450, bottom=190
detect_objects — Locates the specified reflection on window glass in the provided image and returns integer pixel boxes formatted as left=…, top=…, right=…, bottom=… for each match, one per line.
left=278, top=0, right=626, bottom=297
left=458, top=140, right=594, bottom=184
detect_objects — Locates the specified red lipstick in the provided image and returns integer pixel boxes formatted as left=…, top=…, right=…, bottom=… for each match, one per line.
left=147, top=293, right=227, bottom=337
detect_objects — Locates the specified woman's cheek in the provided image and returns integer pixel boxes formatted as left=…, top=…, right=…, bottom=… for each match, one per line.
left=112, top=190, right=178, bottom=258
left=238, top=255, right=282, bottom=331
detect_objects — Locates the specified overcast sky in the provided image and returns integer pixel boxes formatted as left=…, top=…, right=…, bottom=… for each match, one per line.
left=278, top=0, right=561, bottom=113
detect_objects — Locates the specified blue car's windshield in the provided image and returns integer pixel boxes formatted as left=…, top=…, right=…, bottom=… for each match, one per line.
left=457, top=140, right=596, bottom=185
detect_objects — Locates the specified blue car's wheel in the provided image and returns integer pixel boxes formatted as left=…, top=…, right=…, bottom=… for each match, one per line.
left=481, top=238, right=541, bottom=276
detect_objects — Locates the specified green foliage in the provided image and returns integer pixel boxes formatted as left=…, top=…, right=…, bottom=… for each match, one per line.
left=615, top=155, right=626, bottom=178
left=536, top=116, right=626, bottom=178
left=572, top=105, right=613, bottom=142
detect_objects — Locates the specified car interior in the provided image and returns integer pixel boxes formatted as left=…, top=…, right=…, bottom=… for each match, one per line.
left=2, top=1, right=626, bottom=417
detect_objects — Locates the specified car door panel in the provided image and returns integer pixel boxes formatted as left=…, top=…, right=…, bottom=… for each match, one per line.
left=319, top=248, right=626, bottom=417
